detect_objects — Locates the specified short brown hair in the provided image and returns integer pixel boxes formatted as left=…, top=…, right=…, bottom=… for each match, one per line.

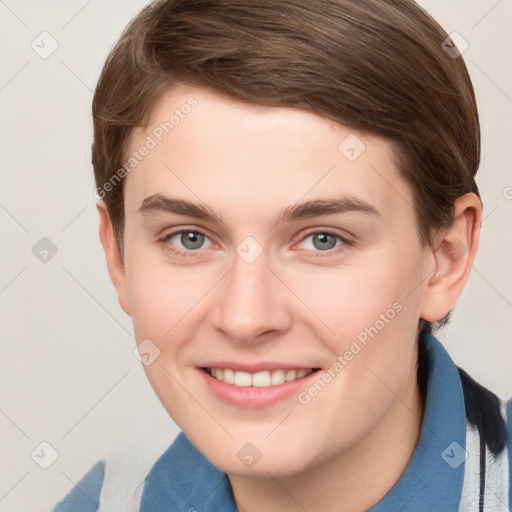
left=92, top=0, right=481, bottom=329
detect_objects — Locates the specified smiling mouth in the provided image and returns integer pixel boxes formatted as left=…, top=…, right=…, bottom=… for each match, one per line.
left=204, top=367, right=320, bottom=388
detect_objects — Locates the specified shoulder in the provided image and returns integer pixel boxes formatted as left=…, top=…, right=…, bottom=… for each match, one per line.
left=458, top=367, right=512, bottom=508
left=457, top=367, right=510, bottom=456
left=51, top=459, right=105, bottom=512
left=50, top=434, right=180, bottom=512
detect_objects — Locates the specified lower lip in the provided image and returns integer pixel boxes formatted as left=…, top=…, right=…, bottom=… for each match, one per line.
left=198, top=369, right=320, bottom=409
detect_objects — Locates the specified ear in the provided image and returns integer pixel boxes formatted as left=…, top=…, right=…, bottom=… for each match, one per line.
left=97, top=201, right=131, bottom=316
left=420, top=193, right=482, bottom=322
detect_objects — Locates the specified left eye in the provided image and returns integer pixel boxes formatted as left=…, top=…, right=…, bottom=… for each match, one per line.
left=299, top=232, right=345, bottom=251
left=166, top=230, right=213, bottom=251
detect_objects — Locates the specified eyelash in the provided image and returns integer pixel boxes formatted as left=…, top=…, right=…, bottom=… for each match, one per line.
left=158, top=228, right=352, bottom=258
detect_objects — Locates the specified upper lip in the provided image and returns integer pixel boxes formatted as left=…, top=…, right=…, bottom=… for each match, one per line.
left=199, top=361, right=320, bottom=373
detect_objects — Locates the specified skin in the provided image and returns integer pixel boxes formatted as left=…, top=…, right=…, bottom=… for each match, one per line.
left=98, top=84, right=481, bottom=512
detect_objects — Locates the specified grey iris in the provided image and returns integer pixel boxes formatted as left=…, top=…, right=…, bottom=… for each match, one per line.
left=182, top=231, right=204, bottom=250
left=313, top=233, right=337, bottom=250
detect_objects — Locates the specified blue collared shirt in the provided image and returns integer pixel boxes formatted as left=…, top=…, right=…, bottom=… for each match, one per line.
left=52, top=332, right=512, bottom=511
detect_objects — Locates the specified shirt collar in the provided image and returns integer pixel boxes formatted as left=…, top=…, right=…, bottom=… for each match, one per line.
left=140, top=331, right=466, bottom=511
left=140, top=428, right=236, bottom=511
left=368, top=330, right=467, bottom=511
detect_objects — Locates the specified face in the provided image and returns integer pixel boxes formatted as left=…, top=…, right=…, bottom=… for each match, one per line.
left=114, top=84, right=434, bottom=477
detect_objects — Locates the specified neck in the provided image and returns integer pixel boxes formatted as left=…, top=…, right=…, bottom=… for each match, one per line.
left=229, top=369, right=425, bottom=512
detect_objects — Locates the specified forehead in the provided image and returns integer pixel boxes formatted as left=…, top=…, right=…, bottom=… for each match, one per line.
left=124, top=85, right=414, bottom=226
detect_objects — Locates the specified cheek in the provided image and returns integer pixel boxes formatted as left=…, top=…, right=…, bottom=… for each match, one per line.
left=123, top=248, right=222, bottom=384
left=124, top=245, right=204, bottom=341
left=124, top=256, right=208, bottom=427
left=289, top=249, right=422, bottom=407
left=288, top=253, right=417, bottom=347
left=126, top=271, right=174, bottom=343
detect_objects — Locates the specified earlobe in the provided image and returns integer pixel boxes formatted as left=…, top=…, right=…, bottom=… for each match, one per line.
left=420, top=193, right=482, bottom=322
left=96, top=201, right=131, bottom=316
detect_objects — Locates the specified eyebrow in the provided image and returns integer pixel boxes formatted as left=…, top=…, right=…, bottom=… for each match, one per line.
left=138, top=193, right=380, bottom=225
left=277, top=196, right=379, bottom=223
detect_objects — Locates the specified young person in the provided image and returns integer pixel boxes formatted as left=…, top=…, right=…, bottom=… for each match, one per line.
left=52, top=0, right=512, bottom=510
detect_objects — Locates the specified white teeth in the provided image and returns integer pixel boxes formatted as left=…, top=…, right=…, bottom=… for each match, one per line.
left=223, top=368, right=235, bottom=384
left=234, top=371, right=252, bottom=387
left=285, top=370, right=297, bottom=382
left=271, top=369, right=286, bottom=385
left=209, top=368, right=313, bottom=387
left=252, top=371, right=271, bottom=388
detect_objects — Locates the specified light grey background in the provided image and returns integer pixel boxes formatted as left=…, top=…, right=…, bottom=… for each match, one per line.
left=0, top=1, right=511, bottom=510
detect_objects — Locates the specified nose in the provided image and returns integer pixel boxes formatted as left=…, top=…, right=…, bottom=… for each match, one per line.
left=211, top=250, right=293, bottom=345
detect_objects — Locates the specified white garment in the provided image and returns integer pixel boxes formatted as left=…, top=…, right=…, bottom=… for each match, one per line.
left=99, top=442, right=167, bottom=512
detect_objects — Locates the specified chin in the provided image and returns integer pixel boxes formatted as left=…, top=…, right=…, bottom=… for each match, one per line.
left=193, top=434, right=319, bottom=479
